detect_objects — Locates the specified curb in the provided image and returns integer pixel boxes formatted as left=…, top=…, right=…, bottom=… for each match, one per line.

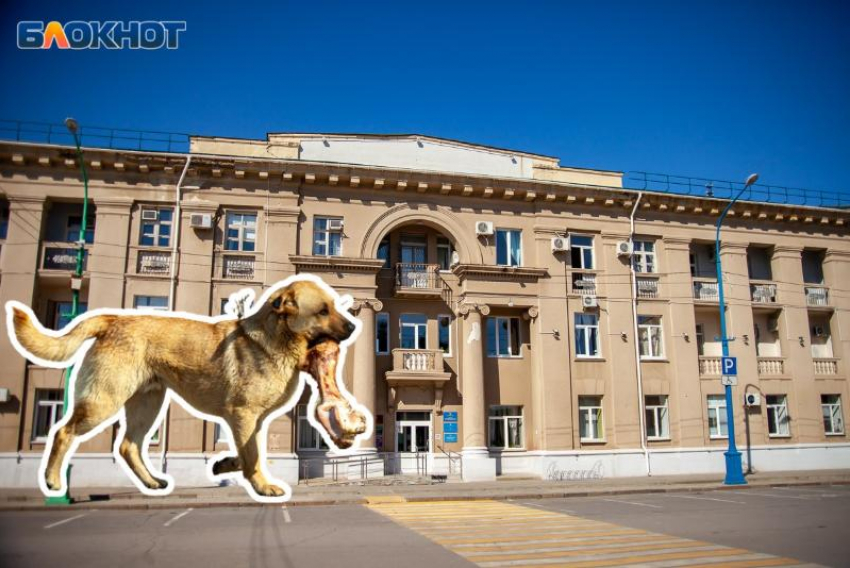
left=2, top=478, right=848, bottom=512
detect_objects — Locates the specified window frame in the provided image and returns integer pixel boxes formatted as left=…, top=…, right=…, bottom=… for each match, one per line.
left=296, top=404, right=329, bottom=450
left=32, top=389, right=64, bottom=442
left=574, top=313, right=601, bottom=358
left=570, top=234, right=595, bottom=269
left=133, top=295, right=169, bottom=311
left=436, top=237, right=454, bottom=271
left=486, top=316, right=522, bottom=358
left=225, top=211, right=258, bottom=252
left=578, top=396, right=604, bottom=442
left=495, top=228, right=522, bottom=267
left=139, top=206, right=174, bottom=248
left=821, top=394, right=845, bottom=436
left=375, top=312, right=390, bottom=356
left=766, top=394, right=791, bottom=438
left=488, top=405, right=524, bottom=450
left=377, top=237, right=391, bottom=268
left=399, top=313, right=428, bottom=350
left=707, top=395, right=728, bottom=439
left=638, top=316, right=665, bottom=360
left=632, top=240, right=657, bottom=273
left=0, top=203, right=9, bottom=240
left=438, top=314, right=453, bottom=357
left=52, top=301, right=88, bottom=330
left=645, top=395, right=670, bottom=441
left=65, top=214, right=95, bottom=244
left=312, top=216, right=343, bottom=257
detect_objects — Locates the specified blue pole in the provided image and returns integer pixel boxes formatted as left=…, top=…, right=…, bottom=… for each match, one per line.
left=715, top=183, right=750, bottom=486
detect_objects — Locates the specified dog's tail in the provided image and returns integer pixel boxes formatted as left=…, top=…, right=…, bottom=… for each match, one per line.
left=10, top=307, right=115, bottom=364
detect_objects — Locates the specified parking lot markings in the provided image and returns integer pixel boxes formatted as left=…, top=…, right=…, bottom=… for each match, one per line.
left=163, top=508, right=193, bottom=527
left=44, top=513, right=88, bottom=530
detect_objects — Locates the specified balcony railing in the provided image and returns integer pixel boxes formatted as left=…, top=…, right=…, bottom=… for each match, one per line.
left=636, top=276, right=659, bottom=299
left=757, top=357, right=785, bottom=376
left=137, top=250, right=172, bottom=275
left=572, top=272, right=597, bottom=295
left=813, top=358, right=838, bottom=376
left=699, top=356, right=722, bottom=376
left=750, top=282, right=778, bottom=304
left=805, top=286, right=829, bottom=307
left=396, top=263, right=440, bottom=289
left=221, top=255, right=256, bottom=280
left=693, top=278, right=719, bottom=302
left=41, top=243, right=88, bottom=271
left=391, top=349, right=445, bottom=373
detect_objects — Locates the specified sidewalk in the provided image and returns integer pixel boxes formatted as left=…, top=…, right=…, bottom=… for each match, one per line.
left=3, top=469, right=849, bottom=511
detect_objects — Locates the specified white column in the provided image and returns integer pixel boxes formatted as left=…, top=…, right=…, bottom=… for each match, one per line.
left=459, top=302, right=496, bottom=481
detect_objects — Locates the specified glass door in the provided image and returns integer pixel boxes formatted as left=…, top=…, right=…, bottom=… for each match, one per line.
left=400, top=314, right=427, bottom=349
left=400, top=235, right=428, bottom=287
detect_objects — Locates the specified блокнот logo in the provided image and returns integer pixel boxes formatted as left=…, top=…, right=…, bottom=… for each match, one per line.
left=18, top=21, right=186, bottom=50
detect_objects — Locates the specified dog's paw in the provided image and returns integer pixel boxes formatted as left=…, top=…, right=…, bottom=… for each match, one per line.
left=251, top=482, right=285, bottom=497
left=143, top=477, right=170, bottom=491
left=45, top=473, right=62, bottom=492
left=212, top=457, right=241, bottom=475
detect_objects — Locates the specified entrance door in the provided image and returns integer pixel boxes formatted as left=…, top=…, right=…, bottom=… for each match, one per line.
left=396, top=411, right=431, bottom=474
left=400, top=235, right=428, bottom=287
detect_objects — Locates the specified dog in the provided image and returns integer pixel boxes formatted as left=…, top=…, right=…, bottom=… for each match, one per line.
left=7, top=278, right=368, bottom=499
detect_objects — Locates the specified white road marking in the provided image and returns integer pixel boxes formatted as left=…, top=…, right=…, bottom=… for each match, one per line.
left=726, top=490, right=814, bottom=500
left=601, top=498, right=662, bottom=509
left=163, top=508, right=193, bottom=527
left=281, top=505, right=291, bottom=523
left=667, top=494, right=745, bottom=504
left=774, top=486, right=838, bottom=497
left=44, top=513, right=88, bottom=529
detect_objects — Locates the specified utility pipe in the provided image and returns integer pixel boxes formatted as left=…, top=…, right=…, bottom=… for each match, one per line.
left=627, top=192, right=650, bottom=476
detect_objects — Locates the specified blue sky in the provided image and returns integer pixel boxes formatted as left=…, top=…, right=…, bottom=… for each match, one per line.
left=1, top=1, right=848, bottom=196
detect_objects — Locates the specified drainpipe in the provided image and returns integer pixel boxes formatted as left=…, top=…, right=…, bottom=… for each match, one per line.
left=628, top=192, right=651, bottom=476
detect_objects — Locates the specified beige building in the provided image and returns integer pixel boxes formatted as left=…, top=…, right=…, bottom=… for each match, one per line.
left=0, top=131, right=848, bottom=487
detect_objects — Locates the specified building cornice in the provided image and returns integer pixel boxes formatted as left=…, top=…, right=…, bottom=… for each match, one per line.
left=452, top=264, right=549, bottom=282
left=288, top=255, right=386, bottom=273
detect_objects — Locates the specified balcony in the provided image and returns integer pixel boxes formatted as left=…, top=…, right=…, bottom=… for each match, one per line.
left=813, top=358, right=838, bottom=376
left=636, top=276, right=659, bottom=299
left=757, top=357, right=785, bottom=376
left=698, top=356, right=722, bottom=376
left=136, top=250, right=172, bottom=275
left=750, top=282, right=778, bottom=305
left=41, top=242, right=89, bottom=272
left=394, top=263, right=443, bottom=298
left=385, top=349, right=452, bottom=406
left=572, top=272, right=597, bottom=295
left=693, top=278, right=719, bottom=302
left=805, top=286, right=830, bottom=308
left=219, top=254, right=256, bottom=281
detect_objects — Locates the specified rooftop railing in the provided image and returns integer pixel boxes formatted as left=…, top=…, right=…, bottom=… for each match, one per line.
left=0, top=119, right=190, bottom=153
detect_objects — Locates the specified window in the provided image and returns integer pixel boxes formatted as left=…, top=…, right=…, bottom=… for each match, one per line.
left=400, top=314, right=427, bottom=349
left=489, top=406, right=523, bottom=449
left=638, top=316, right=664, bottom=359
left=133, top=296, right=169, bottom=311
left=437, top=237, right=454, bottom=270
left=52, top=301, right=88, bottom=330
left=312, top=216, right=343, bottom=256
left=66, top=215, right=95, bottom=244
left=695, top=324, right=706, bottom=356
left=822, top=395, right=844, bottom=435
left=150, top=426, right=161, bottom=445
left=32, top=389, right=64, bottom=441
left=213, top=422, right=230, bottom=444
left=766, top=395, right=790, bottom=437
left=633, top=240, right=656, bottom=273
left=570, top=235, right=594, bottom=269
left=574, top=314, right=600, bottom=358
left=645, top=395, right=670, bottom=440
left=376, top=313, right=390, bottom=355
left=707, top=395, right=728, bottom=438
left=486, top=317, right=521, bottom=357
left=579, top=396, right=604, bottom=442
left=438, top=315, right=452, bottom=356
left=495, top=229, right=521, bottom=267
left=139, top=207, right=173, bottom=247
left=297, top=405, right=329, bottom=450
left=225, top=212, right=257, bottom=252
left=377, top=237, right=390, bottom=268
left=0, top=203, right=8, bottom=240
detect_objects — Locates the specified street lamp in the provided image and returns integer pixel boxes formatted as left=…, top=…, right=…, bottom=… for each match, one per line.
left=715, top=172, right=759, bottom=486
left=45, top=118, right=90, bottom=505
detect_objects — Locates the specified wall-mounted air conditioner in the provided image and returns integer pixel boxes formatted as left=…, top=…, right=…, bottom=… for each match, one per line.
left=327, top=218, right=344, bottom=231
left=141, top=209, right=158, bottom=221
left=616, top=241, right=633, bottom=257
left=190, top=213, right=213, bottom=229
left=581, top=295, right=598, bottom=309
left=551, top=236, right=569, bottom=253
left=475, top=221, right=494, bottom=236
left=745, top=393, right=761, bottom=407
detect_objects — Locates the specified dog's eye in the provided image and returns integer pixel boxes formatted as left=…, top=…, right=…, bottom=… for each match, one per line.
left=272, top=297, right=282, bottom=309
left=319, top=308, right=329, bottom=316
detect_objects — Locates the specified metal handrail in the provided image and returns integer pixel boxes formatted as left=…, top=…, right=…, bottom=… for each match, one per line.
left=299, top=452, right=387, bottom=484
left=439, top=447, right=463, bottom=477
left=0, top=119, right=191, bottom=153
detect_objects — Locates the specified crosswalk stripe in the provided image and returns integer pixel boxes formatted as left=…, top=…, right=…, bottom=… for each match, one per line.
left=367, top=500, right=814, bottom=568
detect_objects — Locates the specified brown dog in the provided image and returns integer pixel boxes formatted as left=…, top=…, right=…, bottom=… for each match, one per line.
left=10, top=280, right=368, bottom=497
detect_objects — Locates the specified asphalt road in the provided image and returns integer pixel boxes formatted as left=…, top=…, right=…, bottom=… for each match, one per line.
left=0, top=484, right=847, bottom=567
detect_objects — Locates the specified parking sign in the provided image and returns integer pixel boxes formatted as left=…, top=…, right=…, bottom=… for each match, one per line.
left=722, top=356, right=737, bottom=376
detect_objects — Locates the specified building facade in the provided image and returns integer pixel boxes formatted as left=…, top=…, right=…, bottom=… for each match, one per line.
left=0, top=132, right=848, bottom=487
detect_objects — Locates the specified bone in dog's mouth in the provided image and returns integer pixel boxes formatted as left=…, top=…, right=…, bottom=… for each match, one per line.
left=304, top=341, right=367, bottom=449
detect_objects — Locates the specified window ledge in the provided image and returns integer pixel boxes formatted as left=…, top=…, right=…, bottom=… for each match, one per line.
left=709, top=436, right=729, bottom=440
left=488, top=355, right=523, bottom=360
left=647, top=437, right=671, bottom=442
left=575, top=357, right=606, bottom=362
left=580, top=439, right=607, bottom=445
left=825, top=432, right=846, bottom=437
left=488, top=447, right=526, bottom=453
left=767, top=435, right=792, bottom=439
left=641, top=358, right=669, bottom=363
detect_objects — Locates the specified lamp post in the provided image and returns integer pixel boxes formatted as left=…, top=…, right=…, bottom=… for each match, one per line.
left=715, top=172, right=759, bottom=486
left=45, top=118, right=90, bottom=505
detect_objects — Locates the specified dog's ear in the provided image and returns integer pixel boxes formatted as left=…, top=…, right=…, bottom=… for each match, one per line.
left=271, top=288, right=298, bottom=316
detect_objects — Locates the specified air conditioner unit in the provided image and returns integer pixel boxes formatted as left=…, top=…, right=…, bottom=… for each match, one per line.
left=581, top=295, right=598, bottom=309
left=551, top=236, right=569, bottom=253
left=767, top=317, right=780, bottom=333
left=141, top=209, right=158, bottom=221
left=745, top=393, right=761, bottom=407
left=190, top=213, right=213, bottom=229
left=813, top=326, right=826, bottom=337
left=327, top=218, right=344, bottom=231
left=0, top=387, right=9, bottom=403
left=475, top=221, right=495, bottom=236
left=450, top=251, right=460, bottom=266
left=616, top=241, right=633, bottom=257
